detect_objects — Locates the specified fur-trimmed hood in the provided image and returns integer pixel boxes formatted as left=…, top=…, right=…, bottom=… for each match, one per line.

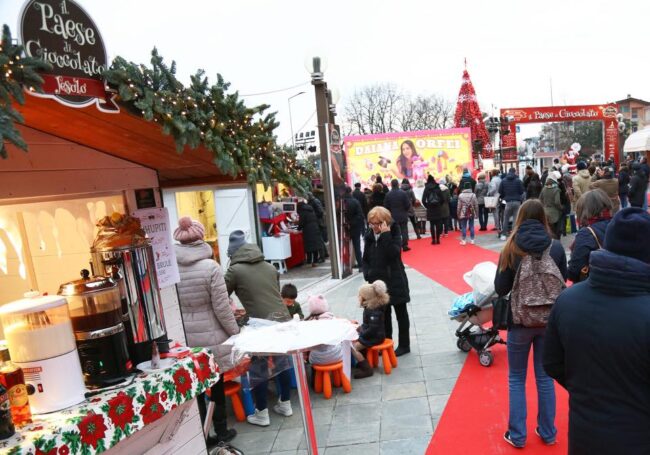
left=359, top=280, right=390, bottom=309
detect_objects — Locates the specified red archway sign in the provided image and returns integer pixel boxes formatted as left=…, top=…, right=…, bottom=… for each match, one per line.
left=500, top=104, right=620, bottom=166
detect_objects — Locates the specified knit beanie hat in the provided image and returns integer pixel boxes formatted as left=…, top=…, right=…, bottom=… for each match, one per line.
left=173, top=217, right=205, bottom=244
left=604, top=208, right=650, bottom=264
left=577, top=161, right=588, bottom=171
left=227, top=230, right=247, bottom=257
left=358, top=280, right=390, bottom=308
left=307, top=295, right=329, bottom=315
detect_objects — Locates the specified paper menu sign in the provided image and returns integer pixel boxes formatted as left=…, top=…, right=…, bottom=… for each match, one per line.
left=131, top=207, right=180, bottom=289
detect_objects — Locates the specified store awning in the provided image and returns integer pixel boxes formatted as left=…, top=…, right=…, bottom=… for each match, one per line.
left=15, top=95, right=241, bottom=187
left=624, top=125, right=650, bottom=153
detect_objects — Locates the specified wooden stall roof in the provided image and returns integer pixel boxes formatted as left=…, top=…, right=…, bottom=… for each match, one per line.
left=16, top=95, right=244, bottom=187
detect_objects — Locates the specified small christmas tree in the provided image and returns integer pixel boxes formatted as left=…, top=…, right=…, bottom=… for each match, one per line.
left=453, top=67, right=492, bottom=161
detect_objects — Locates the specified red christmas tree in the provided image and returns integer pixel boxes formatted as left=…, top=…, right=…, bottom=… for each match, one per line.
left=453, top=68, right=492, bottom=161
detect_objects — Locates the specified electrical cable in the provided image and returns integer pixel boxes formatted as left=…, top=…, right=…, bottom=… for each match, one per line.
left=283, top=110, right=316, bottom=145
left=241, top=81, right=310, bottom=97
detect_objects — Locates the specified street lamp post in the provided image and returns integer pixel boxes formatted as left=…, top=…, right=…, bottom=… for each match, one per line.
left=288, top=91, right=305, bottom=151
left=306, top=56, right=340, bottom=279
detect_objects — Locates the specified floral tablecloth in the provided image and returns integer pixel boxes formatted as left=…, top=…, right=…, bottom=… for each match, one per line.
left=0, top=348, right=219, bottom=455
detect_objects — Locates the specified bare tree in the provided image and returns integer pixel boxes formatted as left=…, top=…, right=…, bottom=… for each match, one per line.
left=343, top=84, right=453, bottom=135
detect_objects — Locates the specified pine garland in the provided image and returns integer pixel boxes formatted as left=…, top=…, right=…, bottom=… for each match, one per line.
left=103, top=49, right=315, bottom=192
left=0, top=24, right=52, bottom=158
left=0, top=22, right=314, bottom=191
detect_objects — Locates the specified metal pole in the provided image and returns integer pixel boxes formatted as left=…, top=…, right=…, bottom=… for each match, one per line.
left=288, top=91, right=305, bottom=151
left=313, top=78, right=340, bottom=279
left=292, top=351, right=318, bottom=454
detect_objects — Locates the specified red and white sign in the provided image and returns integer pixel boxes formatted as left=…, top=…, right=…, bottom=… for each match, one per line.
left=500, top=104, right=620, bottom=166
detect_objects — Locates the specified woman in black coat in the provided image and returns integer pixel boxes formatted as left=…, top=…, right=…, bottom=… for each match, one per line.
left=362, top=206, right=411, bottom=356
left=421, top=175, right=450, bottom=245
left=297, top=201, right=325, bottom=266
left=628, top=164, right=648, bottom=208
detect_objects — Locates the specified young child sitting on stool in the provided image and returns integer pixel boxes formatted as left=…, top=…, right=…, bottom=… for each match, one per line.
left=352, top=280, right=390, bottom=379
left=304, top=295, right=343, bottom=365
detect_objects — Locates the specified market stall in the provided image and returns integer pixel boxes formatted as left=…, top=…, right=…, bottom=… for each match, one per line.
left=0, top=348, right=219, bottom=455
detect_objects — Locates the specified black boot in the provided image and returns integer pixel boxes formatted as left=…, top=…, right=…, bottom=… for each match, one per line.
left=394, top=346, right=410, bottom=357
left=209, top=396, right=237, bottom=446
left=353, top=360, right=374, bottom=379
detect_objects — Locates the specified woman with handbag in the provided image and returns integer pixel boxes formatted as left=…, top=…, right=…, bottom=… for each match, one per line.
left=494, top=199, right=567, bottom=448
left=567, top=189, right=612, bottom=283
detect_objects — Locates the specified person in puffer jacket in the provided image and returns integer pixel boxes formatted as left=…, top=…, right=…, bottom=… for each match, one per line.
left=174, top=217, right=239, bottom=445
left=351, top=280, right=390, bottom=379
left=572, top=161, right=592, bottom=202
left=457, top=182, right=479, bottom=245
left=568, top=190, right=612, bottom=283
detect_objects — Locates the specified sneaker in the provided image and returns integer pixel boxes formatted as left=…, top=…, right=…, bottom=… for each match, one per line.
left=470, top=239, right=475, bottom=245
left=503, top=431, right=524, bottom=448
left=535, top=427, right=557, bottom=445
left=460, top=240, right=466, bottom=245
left=443, top=233, right=448, bottom=237
left=500, top=235, right=507, bottom=241
left=246, top=408, right=270, bottom=426
left=273, top=399, right=293, bottom=417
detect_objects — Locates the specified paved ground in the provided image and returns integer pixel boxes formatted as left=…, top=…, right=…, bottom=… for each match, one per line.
left=226, top=222, right=578, bottom=454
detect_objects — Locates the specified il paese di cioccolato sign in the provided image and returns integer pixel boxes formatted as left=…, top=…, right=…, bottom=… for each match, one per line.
left=19, top=0, right=118, bottom=111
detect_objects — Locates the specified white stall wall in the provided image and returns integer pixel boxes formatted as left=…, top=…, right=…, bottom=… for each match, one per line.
left=0, top=195, right=125, bottom=305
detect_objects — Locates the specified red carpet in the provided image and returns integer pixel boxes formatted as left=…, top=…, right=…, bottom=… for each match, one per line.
left=402, top=236, right=570, bottom=455
left=402, top=232, right=500, bottom=295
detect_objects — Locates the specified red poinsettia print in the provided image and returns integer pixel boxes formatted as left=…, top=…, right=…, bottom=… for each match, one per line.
left=35, top=448, right=56, bottom=455
left=140, top=392, right=165, bottom=425
left=77, top=412, right=108, bottom=448
left=107, top=392, right=135, bottom=430
left=160, top=391, right=168, bottom=402
left=192, top=352, right=212, bottom=383
left=173, top=368, right=193, bottom=396
left=59, top=445, right=70, bottom=455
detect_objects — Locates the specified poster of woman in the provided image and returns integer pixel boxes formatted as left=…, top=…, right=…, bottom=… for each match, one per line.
left=345, top=128, right=473, bottom=189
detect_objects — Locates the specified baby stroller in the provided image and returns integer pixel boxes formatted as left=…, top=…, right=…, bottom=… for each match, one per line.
left=448, top=262, right=505, bottom=367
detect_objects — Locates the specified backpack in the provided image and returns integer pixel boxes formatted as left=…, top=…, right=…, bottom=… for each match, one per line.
left=510, top=246, right=565, bottom=327
left=426, top=188, right=441, bottom=206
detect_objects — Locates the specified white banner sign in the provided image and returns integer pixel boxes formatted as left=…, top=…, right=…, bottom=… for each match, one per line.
left=132, top=207, right=180, bottom=289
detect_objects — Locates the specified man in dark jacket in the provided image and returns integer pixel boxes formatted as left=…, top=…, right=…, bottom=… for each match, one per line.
left=307, top=192, right=328, bottom=260
left=421, top=175, right=448, bottom=244
left=458, top=168, right=477, bottom=194
left=224, top=231, right=293, bottom=426
left=383, top=179, right=412, bottom=251
left=352, top=182, right=369, bottom=222
left=498, top=168, right=525, bottom=239
left=544, top=208, right=650, bottom=454
left=344, top=186, right=365, bottom=268
left=629, top=164, right=649, bottom=208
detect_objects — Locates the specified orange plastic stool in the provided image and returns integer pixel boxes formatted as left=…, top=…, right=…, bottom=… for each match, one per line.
left=224, top=381, right=246, bottom=422
left=312, top=361, right=352, bottom=399
left=367, top=339, right=398, bottom=374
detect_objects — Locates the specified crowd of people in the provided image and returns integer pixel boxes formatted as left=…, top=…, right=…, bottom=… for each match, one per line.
left=169, top=152, right=650, bottom=453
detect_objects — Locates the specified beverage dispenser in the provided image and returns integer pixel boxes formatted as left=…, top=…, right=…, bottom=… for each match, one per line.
left=58, top=270, right=132, bottom=388
left=0, top=293, right=85, bottom=414
left=90, top=243, right=168, bottom=364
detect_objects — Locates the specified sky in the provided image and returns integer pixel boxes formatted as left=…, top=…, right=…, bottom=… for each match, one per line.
left=2, top=0, right=649, bottom=146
